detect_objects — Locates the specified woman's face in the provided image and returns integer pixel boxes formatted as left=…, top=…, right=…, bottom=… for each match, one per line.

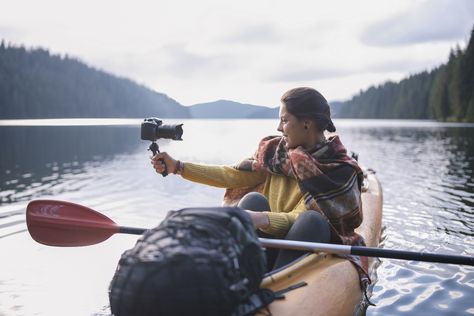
left=277, top=103, right=308, bottom=149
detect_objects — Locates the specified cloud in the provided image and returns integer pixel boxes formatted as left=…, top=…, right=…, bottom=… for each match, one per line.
left=0, top=25, right=24, bottom=40
left=360, top=0, right=474, bottom=47
left=218, top=23, right=280, bottom=44
left=268, top=66, right=351, bottom=82
left=161, top=44, right=238, bottom=78
left=366, top=58, right=442, bottom=74
left=266, top=55, right=446, bottom=83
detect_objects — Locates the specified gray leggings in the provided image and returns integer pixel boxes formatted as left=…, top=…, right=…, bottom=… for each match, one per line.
left=238, top=192, right=331, bottom=270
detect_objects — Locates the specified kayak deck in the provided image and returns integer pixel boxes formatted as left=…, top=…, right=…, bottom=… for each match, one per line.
left=258, top=170, right=383, bottom=316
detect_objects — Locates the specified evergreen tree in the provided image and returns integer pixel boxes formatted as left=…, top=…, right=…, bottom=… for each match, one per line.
left=446, top=48, right=462, bottom=120
left=430, top=66, right=450, bottom=121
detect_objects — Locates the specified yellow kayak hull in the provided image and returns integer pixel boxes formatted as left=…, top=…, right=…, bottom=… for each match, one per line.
left=259, top=171, right=383, bottom=316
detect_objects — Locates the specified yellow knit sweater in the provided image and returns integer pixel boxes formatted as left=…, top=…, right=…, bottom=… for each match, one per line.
left=181, top=162, right=307, bottom=237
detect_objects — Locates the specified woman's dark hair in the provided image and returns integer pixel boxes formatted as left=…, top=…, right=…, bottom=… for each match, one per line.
left=281, top=87, right=336, bottom=132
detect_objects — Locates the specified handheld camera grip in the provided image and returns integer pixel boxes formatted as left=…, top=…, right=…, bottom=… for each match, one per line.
left=149, top=142, right=168, bottom=177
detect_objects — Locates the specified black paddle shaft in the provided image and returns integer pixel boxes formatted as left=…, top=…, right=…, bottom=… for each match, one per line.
left=351, top=246, right=474, bottom=266
left=114, top=228, right=474, bottom=266
left=119, top=226, right=147, bottom=235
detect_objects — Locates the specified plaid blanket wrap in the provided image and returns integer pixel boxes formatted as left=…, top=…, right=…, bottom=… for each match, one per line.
left=224, top=135, right=371, bottom=289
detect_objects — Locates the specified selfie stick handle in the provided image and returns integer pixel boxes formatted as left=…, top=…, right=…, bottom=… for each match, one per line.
left=149, top=142, right=168, bottom=177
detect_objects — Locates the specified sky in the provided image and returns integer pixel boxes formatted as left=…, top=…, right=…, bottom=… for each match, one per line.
left=1, top=0, right=473, bottom=107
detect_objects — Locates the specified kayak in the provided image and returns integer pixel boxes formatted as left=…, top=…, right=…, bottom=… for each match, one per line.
left=258, top=170, right=383, bottom=316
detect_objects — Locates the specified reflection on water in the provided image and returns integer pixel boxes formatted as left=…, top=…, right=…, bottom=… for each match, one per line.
left=0, top=119, right=473, bottom=315
left=1, top=125, right=141, bottom=205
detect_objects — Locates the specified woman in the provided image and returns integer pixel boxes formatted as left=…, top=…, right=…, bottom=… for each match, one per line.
left=151, top=87, right=365, bottom=273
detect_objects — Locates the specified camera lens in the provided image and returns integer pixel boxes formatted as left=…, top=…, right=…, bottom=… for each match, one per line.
left=157, top=124, right=183, bottom=140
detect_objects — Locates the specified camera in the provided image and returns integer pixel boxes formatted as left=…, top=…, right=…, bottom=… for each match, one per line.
left=141, top=117, right=183, bottom=141
left=141, top=117, right=183, bottom=177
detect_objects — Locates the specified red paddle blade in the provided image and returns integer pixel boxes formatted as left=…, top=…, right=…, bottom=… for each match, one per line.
left=26, top=200, right=120, bottom=247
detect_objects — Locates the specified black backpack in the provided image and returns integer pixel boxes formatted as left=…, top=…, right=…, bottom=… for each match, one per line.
left=109, top=207, right=274, bottom=316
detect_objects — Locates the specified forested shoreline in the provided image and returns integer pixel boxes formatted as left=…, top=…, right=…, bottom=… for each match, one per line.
left=335, top=27, right=474, bottom=122
left=0, top=42, right=190, bottom=119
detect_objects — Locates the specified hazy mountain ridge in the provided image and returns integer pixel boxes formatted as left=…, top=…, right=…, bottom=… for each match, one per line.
left=328, top=101, right=344, bottom=117
left=189, top=99, right=278, bottom=119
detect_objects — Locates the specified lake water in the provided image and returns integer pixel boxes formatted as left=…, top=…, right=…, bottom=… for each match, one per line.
left=0, top=119, right=473, bottom=315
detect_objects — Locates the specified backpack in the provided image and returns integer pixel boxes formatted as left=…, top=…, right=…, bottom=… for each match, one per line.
left=109, top=207, right=274, bottom=316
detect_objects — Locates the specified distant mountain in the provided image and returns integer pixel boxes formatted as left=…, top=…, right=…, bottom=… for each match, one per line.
left=189, top=100, right=278, bottom=119
left=0, top=42, right=190, bottom=119
left=247, top=106, right=279, bottom=118
left=190, top=99, right=346, bottom=119
left=329, top=101, right=344, bottom=117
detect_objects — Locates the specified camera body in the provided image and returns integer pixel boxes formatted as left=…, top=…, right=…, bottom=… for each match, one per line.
left=141, top=117, right=183, bottom=177
left=141, top=117, right=183, bottom=141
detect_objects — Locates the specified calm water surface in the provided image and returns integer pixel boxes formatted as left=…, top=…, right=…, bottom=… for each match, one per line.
left=0, top=119, right=473, bottom=315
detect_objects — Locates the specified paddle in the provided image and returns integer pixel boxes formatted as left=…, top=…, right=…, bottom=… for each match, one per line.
left=26, top=199, right=474, bottom=266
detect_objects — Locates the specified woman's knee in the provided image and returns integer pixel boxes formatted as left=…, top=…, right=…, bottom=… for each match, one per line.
left=287, top=210, right=331, bottom=243
left=237, top=192, right=270, bottom=212
left=296, top=210, right=326, bottom=225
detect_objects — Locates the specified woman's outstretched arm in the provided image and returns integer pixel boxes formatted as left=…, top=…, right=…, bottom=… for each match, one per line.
left=151, top=152, right=266, bottom=188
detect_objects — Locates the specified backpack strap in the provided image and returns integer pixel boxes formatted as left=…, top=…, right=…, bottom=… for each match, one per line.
left=232, top=289, right=275, bottom=316
left=231, top=281, right=308, bottom=316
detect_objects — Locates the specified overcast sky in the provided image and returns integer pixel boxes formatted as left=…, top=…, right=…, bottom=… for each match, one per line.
left=1, top=0, right=473, bottom=106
